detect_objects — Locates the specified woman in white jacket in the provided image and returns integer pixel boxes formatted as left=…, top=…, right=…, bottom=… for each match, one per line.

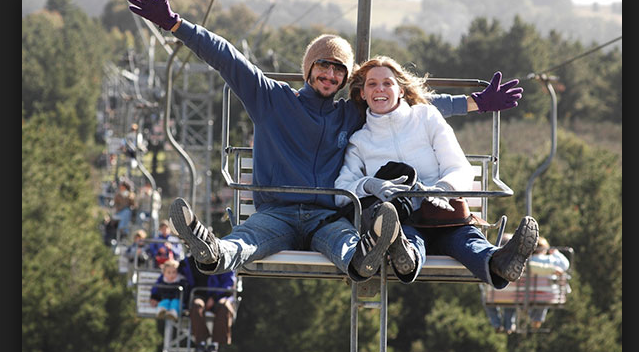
left=335, top=56, right=539, bottom=287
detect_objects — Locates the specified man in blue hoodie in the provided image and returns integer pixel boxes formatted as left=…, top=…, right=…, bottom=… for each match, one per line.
left=128, top=0, right=523, bottom=282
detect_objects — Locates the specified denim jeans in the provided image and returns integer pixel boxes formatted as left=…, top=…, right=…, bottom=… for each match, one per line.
left=158, top=298, right=182, bottom=314
left=484, top=305, right=516, bottom=329
left=114, top=207, right=132, bottom=235
left=195, top=204, right=367, bottom=281
left=407, top=224, right=508, bottom=289
left=529, top=307, right=548, bottom=322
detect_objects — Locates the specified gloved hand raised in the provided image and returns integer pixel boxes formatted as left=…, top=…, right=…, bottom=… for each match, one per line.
left=470, top=71, right=523, bottom=112
left=412, top=182, right=455, bottom=212
left=128, top=0, right=180, bottom=31
left=363, top=176, right=411, bottom=202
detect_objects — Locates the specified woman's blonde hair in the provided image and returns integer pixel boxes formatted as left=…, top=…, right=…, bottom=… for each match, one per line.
left=348, top=55, right=433, bottom=118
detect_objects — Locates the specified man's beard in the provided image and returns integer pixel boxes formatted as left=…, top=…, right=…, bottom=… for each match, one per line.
left=309, top=76, right=341, bottom=98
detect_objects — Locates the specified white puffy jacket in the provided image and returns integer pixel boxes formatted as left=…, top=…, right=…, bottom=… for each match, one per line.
left=334, top=100, right=474, bottom=207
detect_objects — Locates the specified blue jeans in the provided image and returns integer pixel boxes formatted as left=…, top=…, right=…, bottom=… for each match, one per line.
left=529, top=307, right=548, bottom=323
left=406, top=225, right=508, bottom=289
left=114, top=207, right=132, bottom=236
left=158, top=298, right=182, bottom=314
left=195, top=204, right=366, bottom=281
left=485, top=305, right=516, bottom=329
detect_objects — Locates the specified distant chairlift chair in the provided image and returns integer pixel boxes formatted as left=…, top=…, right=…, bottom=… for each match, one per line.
left=132, top=238, right=242, bottom=352
left=481, top=246, right=574, bottom=334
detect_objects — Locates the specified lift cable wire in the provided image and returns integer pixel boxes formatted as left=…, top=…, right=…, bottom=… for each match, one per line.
left=325, top=3, right=359, bottom=28
left=234, top=3, right=278, bottom=64
left=238, top=2, right=358, bottom=74
left=236, top=2, right=277, bottom=46
left=174, top=0, right=217, bottom=79
left=527, top=35, right=621, bottom=80
left=285, top=2, right=322, bottom=27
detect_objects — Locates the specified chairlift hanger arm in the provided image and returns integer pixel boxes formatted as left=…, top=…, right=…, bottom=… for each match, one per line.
left=158, top=0, right=217, bottom=210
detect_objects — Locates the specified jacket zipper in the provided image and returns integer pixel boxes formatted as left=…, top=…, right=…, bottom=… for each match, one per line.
left=389, top=116, right=405, bottom=162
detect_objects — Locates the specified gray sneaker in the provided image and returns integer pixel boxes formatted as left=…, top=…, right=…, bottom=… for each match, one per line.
left=388, top=228, right=417, bottom=276
left=490, top=216, right=539, bottom=281
left=169, top=197, right=219, bottom=264
left=350, top=202, right=400, bottom=278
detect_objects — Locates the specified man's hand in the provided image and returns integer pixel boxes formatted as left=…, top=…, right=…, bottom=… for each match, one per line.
left=128, top=0, right=180, bottom=31
left=412, top=183, right=455, bottom=212
left=470, top=71, right=523, bottom=112
left=363, top=176, right=411, bottom=202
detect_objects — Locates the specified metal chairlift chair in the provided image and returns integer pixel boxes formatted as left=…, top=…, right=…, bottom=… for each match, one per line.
left=218, top=73, right=513, bottom=352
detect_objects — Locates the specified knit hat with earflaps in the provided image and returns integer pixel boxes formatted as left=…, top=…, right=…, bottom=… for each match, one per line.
left=302, top=34, right=355, bottom=86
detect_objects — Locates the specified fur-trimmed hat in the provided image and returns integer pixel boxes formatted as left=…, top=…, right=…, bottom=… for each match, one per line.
left=302, top=34, right=355, bottom=83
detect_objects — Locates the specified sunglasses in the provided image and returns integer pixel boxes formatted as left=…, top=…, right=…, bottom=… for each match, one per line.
left=313, top=59, right=348, bottom=77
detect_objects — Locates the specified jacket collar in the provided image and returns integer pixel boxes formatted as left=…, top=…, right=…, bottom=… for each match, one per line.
left=299, top=82, right=337, bottom=115
left=365, top=99, right=411, bottom=130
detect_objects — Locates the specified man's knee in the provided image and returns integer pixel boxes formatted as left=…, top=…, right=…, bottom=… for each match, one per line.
left=190, top=297, right=206, bottom=315
left=192, top=297, right=205, bottom=308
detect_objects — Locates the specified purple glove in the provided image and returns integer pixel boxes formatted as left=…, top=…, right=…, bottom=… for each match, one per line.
left=128, top=0, right=180, bottom=31
left=471, top=71, right=523, bottom=112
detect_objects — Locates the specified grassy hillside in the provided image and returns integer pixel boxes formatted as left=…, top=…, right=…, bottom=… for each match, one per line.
left=454, top=118, right=622, bottom=165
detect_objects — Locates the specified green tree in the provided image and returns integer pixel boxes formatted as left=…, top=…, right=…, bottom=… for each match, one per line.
left=393, top=25, right=458, bottom=78
left=22, top=116, right=160, bottom=352
left=422, top=297, right=507, bottom=352
left=22, top=0, right=111, bottom=143
left=230, top=278, right=379, bottom=352
left=457, top=17, right=505, bottom=78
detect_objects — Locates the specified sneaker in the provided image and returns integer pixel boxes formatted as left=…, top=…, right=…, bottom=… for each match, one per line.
left=156, top=306, right=167, bottom=320
left=489, top=216, right=539, bottom=282
left=350, top=202, right=400, bottom=278
left=166, top=309, right=179, bottom=321
left=206, top=342, right=219, bottom=352
left=169, top=197, right=219, bottom=264
left=388, top=228, right=417, bottom=275
left=195, top=341, right=208, bottom=352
